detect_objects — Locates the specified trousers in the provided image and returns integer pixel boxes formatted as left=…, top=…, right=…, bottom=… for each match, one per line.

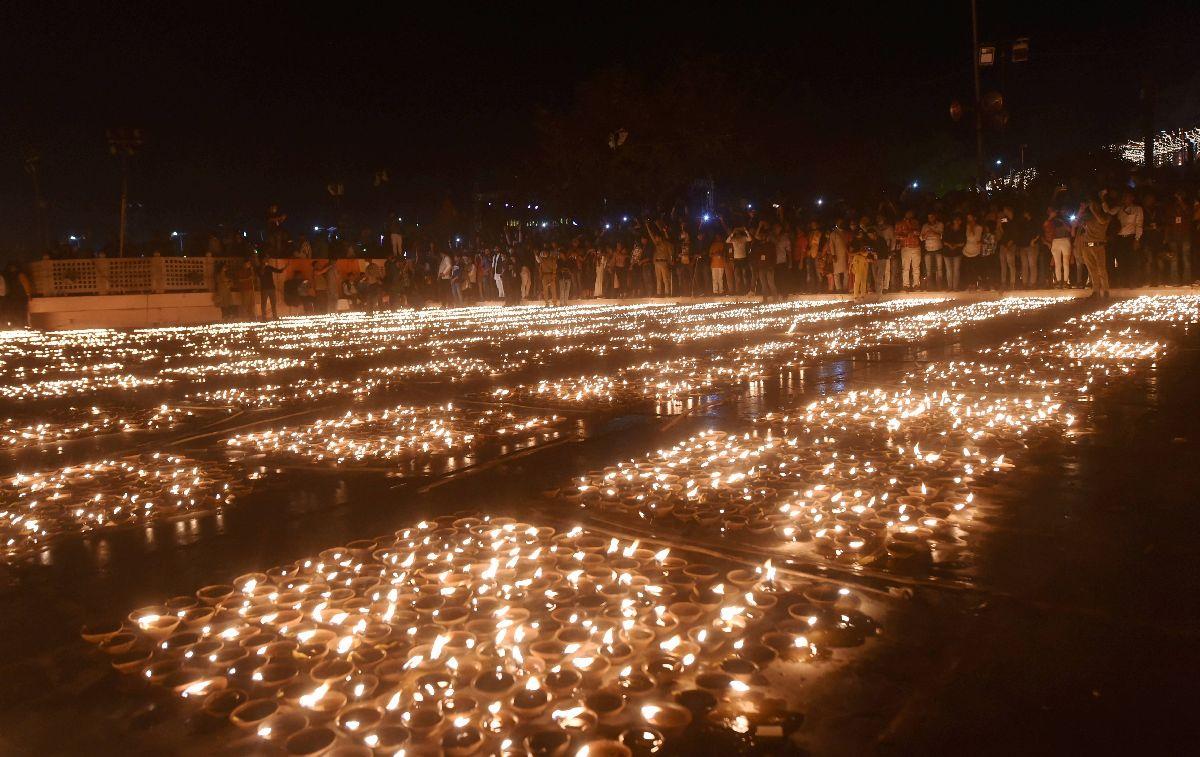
left=901, top=248, right=921, bottom=288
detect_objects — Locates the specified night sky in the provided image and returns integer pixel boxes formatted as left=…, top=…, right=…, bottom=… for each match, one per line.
left=5, top=1, right=1199, bottom=249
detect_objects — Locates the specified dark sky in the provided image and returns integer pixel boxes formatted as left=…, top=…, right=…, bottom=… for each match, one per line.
left=4, top=1, right=1199, bottom=249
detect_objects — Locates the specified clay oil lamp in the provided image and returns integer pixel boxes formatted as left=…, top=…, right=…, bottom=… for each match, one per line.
left=252, top=661, right=300, bottom=691
left=311, top=658, right=354, bottom=684
left=404, top=705, right=444, bottom=739
left=231, top=698, right=282, bottom=731
left=441, top=695, right=480, bottom=721
left=524, top=728, right=571, bottom=757
left=585, top=689, right=626, bottom=724
left=572, top=653, right=611, bottom=687
left=441, top=716, right=485, bottom=756
left=80, top=619, right=123, bottom=644
left=335, top=703, right=384, bottom=738
left=480, top=700, right=516, bottom=735
left=642, top=655, right=683, bottom=687
left=202, top=687, right=248, bottom=720
left=686, top=626, right=726, bottom=658
left=341, top=673, right=380, bottom=702
left=178, top=675, right=228, bottom=701
left=365, top=724, right=410, bottom=753
left=284, top=726, right=338, bottom=756
left=111, top=648, right=153, bottom=674
left=620, top=726, right=665, bottom=756
left=719, top=656, right=758, bottom=682
left=640, top=703, right=692, bottom=740
left=144, top=659, right=182, bottom=685
left=512, top=676, right=550, bottom=719
left=675, top=688, right=719, bottom=718
left=694, top=671, right=734, bottom=696
left=134, top=612, right=181, bottom=641
left=210, top=646, right=250, bottom=675
left=736, top=643, right=777, bottom=669
left=550, top=701, right=598, bottom=737
left=197, top=583, right=235, bottom=606
left=544, top=667, right=581, bottom=698
left=473, top=668, right=518, bottom=701
left=297, top=682, right=349, bottom=720
left=577, top=740, right=632, bottom=757
left=614, top=666, right=656, bottom=700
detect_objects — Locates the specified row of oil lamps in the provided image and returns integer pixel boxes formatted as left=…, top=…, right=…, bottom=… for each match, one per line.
left=87, top=518, right=844, bottom=755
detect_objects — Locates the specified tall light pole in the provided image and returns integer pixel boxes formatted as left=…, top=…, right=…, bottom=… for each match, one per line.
left=107, top=128, right=143, bottom=258
left=971, top=0, right=985, bottom=191
left=22, top=147, right=49, bottom=253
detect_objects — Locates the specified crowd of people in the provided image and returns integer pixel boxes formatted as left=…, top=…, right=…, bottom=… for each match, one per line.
left=235, top=183, right=1198, bottom=318
left=14, top=179, right=1200, bottom=323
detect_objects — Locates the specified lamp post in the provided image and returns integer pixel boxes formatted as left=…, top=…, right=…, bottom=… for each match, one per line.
left=107, top=128, right=143, bottom=258
left=22, top=147, right=49, bottom=254
left=971, top=0, right=984, bottom=192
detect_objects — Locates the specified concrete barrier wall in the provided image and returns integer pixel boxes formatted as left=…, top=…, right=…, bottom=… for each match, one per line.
left=29, top=292, right=223, bottom=329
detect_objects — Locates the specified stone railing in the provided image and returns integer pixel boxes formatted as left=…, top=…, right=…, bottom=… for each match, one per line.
left=28, top=256, right=237, bottom=297
left=28, top=256, right=387, bottom=297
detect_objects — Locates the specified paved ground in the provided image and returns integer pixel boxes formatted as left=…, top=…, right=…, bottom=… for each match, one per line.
left=0, top=293, right=1197, bottom=754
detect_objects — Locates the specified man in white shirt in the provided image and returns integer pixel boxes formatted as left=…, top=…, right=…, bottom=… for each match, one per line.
left=492, top=249, right=507, bottom=299
left=773, top=225, right=792, bottom=295
left=726, top=226, right=752, bottom=294
left=920, top=213, right=945, bottom=290
left=1112, top=191, right=1143, bottom=288
left=437, top=250, right=453, bottom=307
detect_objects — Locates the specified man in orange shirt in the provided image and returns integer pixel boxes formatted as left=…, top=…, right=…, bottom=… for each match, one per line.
left=895, top=210, right=922, bottom=290
left=709, top=236, right=727, bottom=295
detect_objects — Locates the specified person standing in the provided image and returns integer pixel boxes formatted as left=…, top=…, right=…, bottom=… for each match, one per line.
left=1079, top=192, right=1114, bottom=298
left=791, top=221, right=809, bottom=293
left=1142, top=193, right=1169, bottom=286
left=557, top=247, right=574, bottom=303
left=772, top=223, right=791, bottom=297
left=215, top=264, right=236, bottom=320
left=676, top=226, right=693, bottom=296
left=1164, top=190, right=1194, bottom=285
left=437, top=249, right=454, bottom=306
left=962, top=212, right=983, bottom=290
left=803, top=220, right=823, bottom=292
left=1046, top=206, right=1072, bottom=288
left=648, top=219, right=674, bottom=296
left=691, top=228, right=710, bottom=295
left=725, top=222, right=752, bottom=295
left=1015, top=208, right=1040, bottom=289
left=538, top=247, right=559, bottom=305
left=896, top=210, right=922, bottom=291
left=593, top=245, right=608, bottom=298
left=919, top=212, right=944, bottom=290
left=492, top=248, right=507, bottom=300
left=2, top=263, right=31, bottom=327
left=519, top=245, right=534, bottom=300
left=942, top=215, right=965, bottom=291
left=1112, top=190, right=1143, bottom=287
left=849, top=238, right=874, bottom=299
left=235, top=259, right=256, bottom=319
left=256, top=258, right=285, bottom=320
left=753, top=224, right=778, bottom=300
left=709, top=234, right=727, bottom=294
left=388, top=219, right=403, bottom=258
left=612, top=243, right=629, bottom=298
left=828, top=220, right=849, bottom=292
left=997, top=214, right=1020, bottom=291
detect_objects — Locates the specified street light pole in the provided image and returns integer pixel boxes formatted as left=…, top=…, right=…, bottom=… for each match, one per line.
left=971, top=0, right=985, bottom=191
left=107, top=128, right=143, bottom=258
left=118, top=154, right=129, bottom=258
